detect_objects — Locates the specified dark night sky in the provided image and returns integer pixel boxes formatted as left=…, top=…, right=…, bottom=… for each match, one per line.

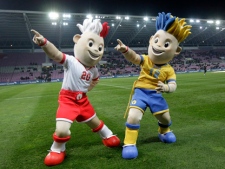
left=0, top=0, right=225, bottom=20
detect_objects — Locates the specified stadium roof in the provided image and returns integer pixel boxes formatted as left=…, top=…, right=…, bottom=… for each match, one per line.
left=1, top=10, right=225, bottom=50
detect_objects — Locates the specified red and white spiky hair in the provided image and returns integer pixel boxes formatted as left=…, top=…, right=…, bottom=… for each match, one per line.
left=100, top=22, right=110, bottom=38
left=77, top=18, right=110, bottom=38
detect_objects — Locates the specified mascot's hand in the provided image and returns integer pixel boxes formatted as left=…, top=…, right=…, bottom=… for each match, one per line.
left=155, top=81, right=169, bottom=93
left=115, top=39, right=127, bottom=53
left=31, top=29, right=46, bottom=46
left=88, top=80, right=99, bottom=91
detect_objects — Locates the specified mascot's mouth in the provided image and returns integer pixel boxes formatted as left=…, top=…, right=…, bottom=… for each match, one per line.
left=88, top=50, right=100, bottom=60
left=152, top=46, right=164, bottom=55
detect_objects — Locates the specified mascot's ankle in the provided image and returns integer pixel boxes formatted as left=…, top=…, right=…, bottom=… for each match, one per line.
left=158, top=121, right=172, bottom=134
left=53, top=133, right=71, bottom=143
left=92, top=120, right=115, bottom=139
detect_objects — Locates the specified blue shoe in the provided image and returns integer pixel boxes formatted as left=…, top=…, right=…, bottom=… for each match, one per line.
left=158, top=131, right=176, bottom=143
left=122, top=145, right=138, bottom=159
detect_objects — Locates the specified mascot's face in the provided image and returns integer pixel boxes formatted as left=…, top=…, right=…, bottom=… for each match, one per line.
left=73, top=31, right=104, bottom=67
left=148, top=30, right=182, bottom=64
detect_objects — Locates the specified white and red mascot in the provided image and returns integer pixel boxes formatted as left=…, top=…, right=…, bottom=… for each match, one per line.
left=115, top=12, right=192, bottom=159
left=31, top=18, right=120, bottom=166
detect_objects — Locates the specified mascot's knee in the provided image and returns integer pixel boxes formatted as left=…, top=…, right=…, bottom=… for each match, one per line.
left=127, top=110, right=143, bottom=124
left=127, top=116, right=139, bottom=124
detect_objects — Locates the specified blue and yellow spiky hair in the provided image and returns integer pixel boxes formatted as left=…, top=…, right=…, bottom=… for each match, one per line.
left=156, top=12, right=192, bottom=43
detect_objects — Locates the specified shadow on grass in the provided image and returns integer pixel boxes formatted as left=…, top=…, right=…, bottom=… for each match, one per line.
left=139, top=136, right=161, bottom=144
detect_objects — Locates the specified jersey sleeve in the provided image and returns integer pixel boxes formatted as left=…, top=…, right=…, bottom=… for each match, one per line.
left=59, top=53, right=67, bottom=64
left=60, top=54, right=76, bottom=69
left=92, top=67, right=99, bottom=81
left=139, top=54, right=145, bottom=65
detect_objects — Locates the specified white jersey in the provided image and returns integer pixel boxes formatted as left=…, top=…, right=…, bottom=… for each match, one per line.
left=60, top=53, right=99, bottom=93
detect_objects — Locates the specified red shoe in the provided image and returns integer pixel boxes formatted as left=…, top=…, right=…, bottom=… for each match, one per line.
left=102, top=135, right=120, bottom=147
left=44, top=151, right=66, bottom=166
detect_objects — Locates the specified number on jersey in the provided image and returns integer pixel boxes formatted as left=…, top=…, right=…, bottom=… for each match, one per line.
left=81, top=71, right=91, bottom=81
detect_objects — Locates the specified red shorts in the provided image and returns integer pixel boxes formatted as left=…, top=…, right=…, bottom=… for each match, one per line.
left=56, top=89, right=96, bottom=123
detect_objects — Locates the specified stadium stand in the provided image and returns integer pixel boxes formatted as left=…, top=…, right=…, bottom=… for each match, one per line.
left=0, top=10, right=225, bottom=84
left=1, top=49, right=225, bottom=83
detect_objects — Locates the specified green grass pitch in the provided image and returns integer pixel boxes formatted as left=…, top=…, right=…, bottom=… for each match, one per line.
left=0, top=72, right=225, bottom=169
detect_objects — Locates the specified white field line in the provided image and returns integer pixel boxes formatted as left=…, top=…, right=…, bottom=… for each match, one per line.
left=4, top=94, right=57, bottom=100
left=211, top=71, right=225, bottom=73
left=4, top=83, right=131, bottom=100
left=97, top=83, right=131, bottom=90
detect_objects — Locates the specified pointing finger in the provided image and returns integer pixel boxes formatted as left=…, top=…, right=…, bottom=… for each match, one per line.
left=117, top=39, right=123, bottom=46
left=31, top=29, right=40, bottom=36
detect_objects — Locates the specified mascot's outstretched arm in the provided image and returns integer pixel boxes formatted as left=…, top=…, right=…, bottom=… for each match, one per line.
left=115, top=39, right=141, bottom=65
left=31, top=29, right=63, bottom=63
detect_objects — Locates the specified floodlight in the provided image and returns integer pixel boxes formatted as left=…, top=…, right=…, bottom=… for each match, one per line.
left=63, top=14, right=71, bottom=18
left=86, top=14, right=93, bottom=19
left=207, top=20, right=214, bottom=24
left=49, top=12, right=59, bottom=20
left=143, top=17, right=148, bottom=21
left=116, top=16, right=121, bottom=19
left=215, top=20, right=220, bottom=25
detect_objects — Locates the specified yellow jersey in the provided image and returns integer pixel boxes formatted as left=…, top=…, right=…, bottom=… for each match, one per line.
left=134, top=55, right=176, bottom=89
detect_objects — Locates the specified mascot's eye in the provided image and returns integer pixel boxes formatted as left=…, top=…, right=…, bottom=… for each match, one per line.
left=164, top=42, right=170, bottom=48
left=88, top=40, right=94, bottom=47
left=98, top=45, right=103, bottom=51
left=154, top=37, right=159, bottom=43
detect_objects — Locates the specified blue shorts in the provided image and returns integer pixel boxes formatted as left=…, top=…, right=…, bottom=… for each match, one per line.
left=129, top=88, right=169, bottom=115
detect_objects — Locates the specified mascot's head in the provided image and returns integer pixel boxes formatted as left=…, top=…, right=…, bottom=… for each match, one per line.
left=73, top=18, right=109, bottom=67
left=148, top=12, right=192, bottom=64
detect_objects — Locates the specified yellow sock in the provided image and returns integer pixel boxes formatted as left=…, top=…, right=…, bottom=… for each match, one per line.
left=124, top=127, right=139, bottom=145
left=158, top=127, right=170, bottom=134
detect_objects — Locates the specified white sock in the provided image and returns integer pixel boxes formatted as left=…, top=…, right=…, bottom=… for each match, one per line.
left=50, top=141, right=66, bottom=153
left=98, top=125, right=113, bottom=139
